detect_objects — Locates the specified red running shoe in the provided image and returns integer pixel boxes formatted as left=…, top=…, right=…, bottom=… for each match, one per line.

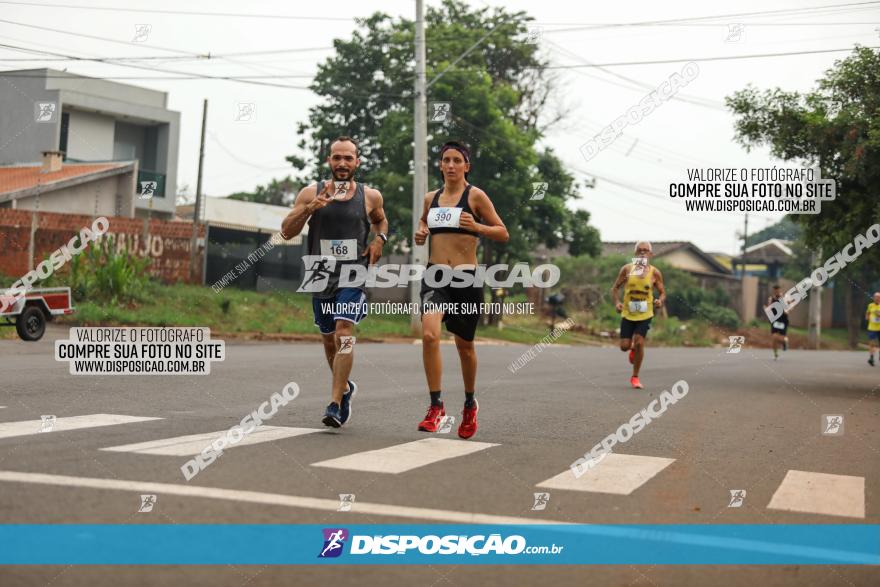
left=628, top=349, right=635, bottom=364
left=418, top=402, right=445, bottom=432
left=458, top=400, right=479, bottom=439
left=630, top=376, right=644, bottom=389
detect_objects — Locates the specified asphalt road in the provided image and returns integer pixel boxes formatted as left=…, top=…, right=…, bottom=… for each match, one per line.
left=1, top=325, right=878, bottom=586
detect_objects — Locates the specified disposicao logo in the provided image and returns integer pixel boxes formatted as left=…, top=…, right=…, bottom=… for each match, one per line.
left=318, top=528, right=348, bottom=558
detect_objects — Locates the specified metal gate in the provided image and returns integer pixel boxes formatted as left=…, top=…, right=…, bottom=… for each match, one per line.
left=204, top=225, right=305, bottom=292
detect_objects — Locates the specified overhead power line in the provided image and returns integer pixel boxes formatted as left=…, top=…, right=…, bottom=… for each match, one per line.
left=1, top=0, right=876, bottom=27
left=537, top=21, right=879, bottom=27
left=0, top=1, right=357, bottom=20
left=540, top=46, right=880, bottom=69
left=4, top=41, right=875, bottom=83
left=544, top=39, right=726, bottom=111
left=0, top=43, right=322, bottom=91
left=0, top=17, right=204, bottom=57
left=0, top=43, right=409, bottom=97
left=0, top=17, right=329, bottom=80
left=541, top=1, right=880, bottom=34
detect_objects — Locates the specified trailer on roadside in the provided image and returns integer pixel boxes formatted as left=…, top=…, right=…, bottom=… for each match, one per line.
left=0, top=287, right=75, bottom=341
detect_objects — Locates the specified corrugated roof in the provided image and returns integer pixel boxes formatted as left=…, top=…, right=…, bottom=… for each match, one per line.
left=0, top=162, right=128, bottom=195
left=744, top=238, right=793, bottom=256
left=179, top=197, right=303, bottom=234
left=732, top=238, right=794, bottom=265
left=602, top=241, right=690, bottom=257
left=602, top=241, right=731, bottom=275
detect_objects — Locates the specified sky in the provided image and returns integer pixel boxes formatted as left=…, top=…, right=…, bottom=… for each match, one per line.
left=1, top=0, right=878, bottom=254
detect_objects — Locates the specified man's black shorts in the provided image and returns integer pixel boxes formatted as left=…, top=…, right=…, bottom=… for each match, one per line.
left=620, top=317, right=652, bottom=339
left=420, top=266, right=483, bottom=342
left=770, top=316, right=788, bottom=335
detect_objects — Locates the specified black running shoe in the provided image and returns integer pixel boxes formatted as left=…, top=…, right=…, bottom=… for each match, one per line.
left=322, top=402, right=342, bottom=428
left=340, top=380, right=358, bottom=425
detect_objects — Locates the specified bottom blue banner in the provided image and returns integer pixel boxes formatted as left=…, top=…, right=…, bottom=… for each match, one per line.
left=0, top=524, right=877, bottom=565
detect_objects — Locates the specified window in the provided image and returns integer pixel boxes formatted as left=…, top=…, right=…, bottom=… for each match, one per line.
left=59, top=112, right=69, bottom=155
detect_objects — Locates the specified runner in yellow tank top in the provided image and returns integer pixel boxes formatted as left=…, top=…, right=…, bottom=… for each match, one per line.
left=622, top=266, right=655, bottom=321
left=866, top=291, right=880, bottom=367
left=611, top=242, right=667, bottom=389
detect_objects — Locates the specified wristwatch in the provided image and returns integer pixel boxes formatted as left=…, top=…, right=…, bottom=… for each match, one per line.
left=377, top=232, right=388, bottom=243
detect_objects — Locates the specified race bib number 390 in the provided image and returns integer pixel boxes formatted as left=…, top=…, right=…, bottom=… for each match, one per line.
left=427, top=207, right=462, bottom=229
left=320, top=239, right=357, bottom=261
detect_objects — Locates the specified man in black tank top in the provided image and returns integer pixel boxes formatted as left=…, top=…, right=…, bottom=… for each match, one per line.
left=765, top=284, right=789, bottom=360
left=281, top=136, right=388, bottom=428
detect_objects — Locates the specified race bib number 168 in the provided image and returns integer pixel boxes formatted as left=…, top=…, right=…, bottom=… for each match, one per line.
left=320, top=239, right=357, bottom=261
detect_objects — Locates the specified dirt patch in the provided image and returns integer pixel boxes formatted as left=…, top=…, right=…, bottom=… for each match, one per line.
left=708, top=326, right=854, bottom=350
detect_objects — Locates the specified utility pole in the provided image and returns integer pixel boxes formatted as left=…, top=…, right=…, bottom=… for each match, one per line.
left=808, top=249, right=822, bottom=349
left=741, top=213, right=748, bottom=279
left=190, top=98, right=207, bottom=283
left=410, top=0, right=428, bottom=335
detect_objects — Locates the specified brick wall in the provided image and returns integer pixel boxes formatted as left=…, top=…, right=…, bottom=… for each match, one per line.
left=0, top=209, right=205, bottom=283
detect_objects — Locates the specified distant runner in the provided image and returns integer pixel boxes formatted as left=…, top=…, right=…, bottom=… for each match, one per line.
left=765, top=284, right=789, bottom=360
left=611, top=242, right=666, bottom=389
left=281, top=136, right=388, bottom=428
left=866, top=292, right=880, bottom=366
left=414, top=140, right=508, bottom=439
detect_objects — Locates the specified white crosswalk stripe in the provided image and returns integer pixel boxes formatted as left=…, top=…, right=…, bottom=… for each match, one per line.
left=0, top=414, right=161, bottom=440
left=767, top=470, right=865, bottom=519
left=2, top=411, right=869, bottom=523
left=101, top=426, right=321, bottom=456
left=311, top=437, right=499, bottom=474
left=536, top=453, right=676, bottom=495
left=0, top=470, right=565, bottom=524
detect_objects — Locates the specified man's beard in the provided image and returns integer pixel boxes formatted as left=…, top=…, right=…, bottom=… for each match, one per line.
left=331, top=168, right=353, bottom=181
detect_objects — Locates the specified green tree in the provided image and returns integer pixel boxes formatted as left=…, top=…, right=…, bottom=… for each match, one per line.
left=727, top=46, right=880, bottom=346
left=745, top=216, right=802, bottom=248
left=565, top=210, right=602, bottom=257
left=284, top=1, right=598, bottom=262
left=228, top=176, right=296, bottom=207
left=556, top=254, right=736, bottom=328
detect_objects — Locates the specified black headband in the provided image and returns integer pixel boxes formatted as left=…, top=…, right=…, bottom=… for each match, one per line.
left=440, top=143, right=470, bottom=163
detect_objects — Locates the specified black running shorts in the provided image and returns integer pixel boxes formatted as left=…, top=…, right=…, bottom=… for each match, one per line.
left=770, top=317, right=788, bottom=336
left=420, top=265, right=483, bottom=342
left=620, top=317, right=652, bottom=339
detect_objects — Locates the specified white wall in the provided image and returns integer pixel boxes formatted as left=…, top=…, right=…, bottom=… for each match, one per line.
left=113, top=121, right=146, bottom=163
left=65, top=110, right=114, bottom=161
left=662, top=249, right=716, bottom=273
left=13, top=172, right=136, bottom=217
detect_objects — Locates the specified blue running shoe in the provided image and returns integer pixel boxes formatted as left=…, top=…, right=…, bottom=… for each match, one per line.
left=340, top=380, right=358, bottom=425
left=322, top=402, right=342, bottom=428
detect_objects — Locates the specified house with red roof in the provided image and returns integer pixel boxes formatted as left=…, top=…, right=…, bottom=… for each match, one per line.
left=0, top=151, right=138, bottom=217
left=0, top=68, right=180, bottom=219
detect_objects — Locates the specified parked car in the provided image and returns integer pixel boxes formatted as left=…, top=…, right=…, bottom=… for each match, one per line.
left=0, top=287, right=75, bottom=341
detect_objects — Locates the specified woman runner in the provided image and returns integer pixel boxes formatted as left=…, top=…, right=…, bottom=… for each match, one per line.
left=413, top=141, right=508, bottom=439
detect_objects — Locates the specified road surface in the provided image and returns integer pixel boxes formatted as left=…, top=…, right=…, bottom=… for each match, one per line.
left=1, top=327, right=877, bottom=585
